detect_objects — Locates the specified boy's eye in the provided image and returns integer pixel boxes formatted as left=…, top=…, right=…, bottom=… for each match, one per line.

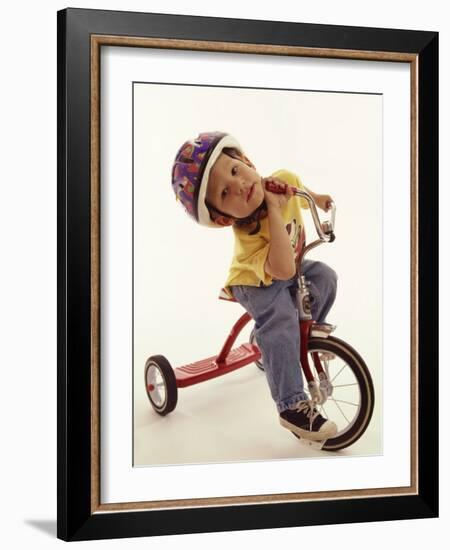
left=221, top=188, right=228, bottom=199
left=231, top=166, right=238, bottom=176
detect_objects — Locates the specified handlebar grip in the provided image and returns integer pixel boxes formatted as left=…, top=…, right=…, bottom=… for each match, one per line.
left=265, top=180, right=336, bottom=241
left=264, top=180, right=294, bottom=194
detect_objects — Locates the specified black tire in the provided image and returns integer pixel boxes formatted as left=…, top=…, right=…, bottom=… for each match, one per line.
left=307, top=336, right=374, bottom=451
left=249, top=327, right=264, bottom=371
left=144, top=355, right=178, bottom=416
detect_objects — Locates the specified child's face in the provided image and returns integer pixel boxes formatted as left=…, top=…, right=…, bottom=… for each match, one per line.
left=206, top=152, right=264, bottom=221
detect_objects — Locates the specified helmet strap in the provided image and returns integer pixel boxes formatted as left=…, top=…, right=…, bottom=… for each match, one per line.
left=233, top=201, right=268, bottom=235
left=206, top=200, right=268, bottom=235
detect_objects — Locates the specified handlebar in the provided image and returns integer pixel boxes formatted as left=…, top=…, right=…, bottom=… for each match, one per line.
left=264, top=180, right=336, bottom=242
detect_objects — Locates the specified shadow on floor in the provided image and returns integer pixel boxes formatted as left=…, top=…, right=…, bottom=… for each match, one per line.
left=25, top=519, right=56, bottom=538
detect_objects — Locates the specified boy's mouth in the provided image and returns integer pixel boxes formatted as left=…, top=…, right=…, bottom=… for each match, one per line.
left=247, top=183, right=255, bottom=202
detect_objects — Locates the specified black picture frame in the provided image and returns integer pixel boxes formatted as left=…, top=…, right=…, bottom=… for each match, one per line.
left=57, top=7, right=438, bottom=542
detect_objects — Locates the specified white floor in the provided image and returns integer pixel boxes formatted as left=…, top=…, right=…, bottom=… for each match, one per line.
left=134, top=358, right=381, bottom=467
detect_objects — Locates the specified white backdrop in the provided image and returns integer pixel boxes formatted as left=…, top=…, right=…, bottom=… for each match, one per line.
left=132, top=66, right=384, bottom=462
left=0, top=0, right=446, bottom=549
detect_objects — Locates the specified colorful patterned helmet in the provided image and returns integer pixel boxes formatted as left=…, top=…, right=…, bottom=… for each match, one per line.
left=171, top=131, right=243, bottom=228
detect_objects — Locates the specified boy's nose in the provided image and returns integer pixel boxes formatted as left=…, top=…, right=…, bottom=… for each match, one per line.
left=231, top=180, right=245, bottom=195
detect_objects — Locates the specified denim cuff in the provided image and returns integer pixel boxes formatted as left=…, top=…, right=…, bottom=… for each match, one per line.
left=277, top=393, right=309, bottom=413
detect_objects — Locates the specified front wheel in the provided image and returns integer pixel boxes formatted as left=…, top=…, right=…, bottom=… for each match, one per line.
left=251, top=331, right=374, bottom=451
left=307, top=336, right=374, bottom=451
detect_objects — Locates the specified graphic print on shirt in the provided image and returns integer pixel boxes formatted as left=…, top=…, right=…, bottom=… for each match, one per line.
left=286, top=218, right=302, bottom=262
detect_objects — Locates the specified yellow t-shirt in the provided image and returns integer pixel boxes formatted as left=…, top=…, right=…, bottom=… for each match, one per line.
left=222, top=169, right=309, bottom=295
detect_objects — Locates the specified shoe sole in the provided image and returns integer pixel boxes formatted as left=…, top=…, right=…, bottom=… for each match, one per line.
left=280, top=417, right=338, bottom=441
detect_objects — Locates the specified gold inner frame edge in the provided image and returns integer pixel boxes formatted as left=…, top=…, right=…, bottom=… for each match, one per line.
left=90, top=34, right=419, bottom=514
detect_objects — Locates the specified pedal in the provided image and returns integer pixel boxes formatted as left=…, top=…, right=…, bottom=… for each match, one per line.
left=318, top=372, right=333, bottom=398
left=319, top=352, right=335, bottom=361
left=310, top=323, right=336, bottom=337
left=298, top=438, right=326, bottom=450
left=307, top=380, right=324, bottom=404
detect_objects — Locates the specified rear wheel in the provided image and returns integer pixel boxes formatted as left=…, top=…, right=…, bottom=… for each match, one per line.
left=144, top=355, right=178, bottom=415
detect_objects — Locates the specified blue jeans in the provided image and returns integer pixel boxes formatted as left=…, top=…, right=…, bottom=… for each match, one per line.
left=231, top=260, right=337, bottom=413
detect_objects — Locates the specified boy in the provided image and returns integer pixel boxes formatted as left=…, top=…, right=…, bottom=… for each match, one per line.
left=172, top=131, right=338, bottom=441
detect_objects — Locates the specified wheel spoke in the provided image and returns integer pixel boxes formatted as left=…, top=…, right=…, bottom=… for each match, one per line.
left=319, top=404, right=328, bottom=419
left=332, top=398, right=359, bottom=407
left=330, top=364, right=347, bottom=383
left=331, top=398, right=351, bottom=423
left=333, top=383, right=358, bottom=388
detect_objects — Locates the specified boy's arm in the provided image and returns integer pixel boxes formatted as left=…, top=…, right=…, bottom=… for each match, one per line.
left=304, top=186, right=333, bottom=212
left=264, top=182, right=296, bottom=281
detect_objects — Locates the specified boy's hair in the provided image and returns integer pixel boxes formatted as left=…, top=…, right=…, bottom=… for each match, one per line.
left=222, top=146, right=244, bottom=162
left=205, top=147, right=267, bottom=235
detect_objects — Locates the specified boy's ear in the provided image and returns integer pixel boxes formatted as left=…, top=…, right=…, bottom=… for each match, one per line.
left=214, top=215, right=235, bottom=227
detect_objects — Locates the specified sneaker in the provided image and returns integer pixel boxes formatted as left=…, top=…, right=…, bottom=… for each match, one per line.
left=279, top=400, right=338, bottom=441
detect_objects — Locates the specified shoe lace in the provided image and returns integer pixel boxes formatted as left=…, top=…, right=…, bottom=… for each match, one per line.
left=295, top=400, right=320, bottom=431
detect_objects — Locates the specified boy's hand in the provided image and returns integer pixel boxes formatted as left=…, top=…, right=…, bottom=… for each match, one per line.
left=263, top=177, right=294, bottom=210
left=313, top=193, right=334, bottom=212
